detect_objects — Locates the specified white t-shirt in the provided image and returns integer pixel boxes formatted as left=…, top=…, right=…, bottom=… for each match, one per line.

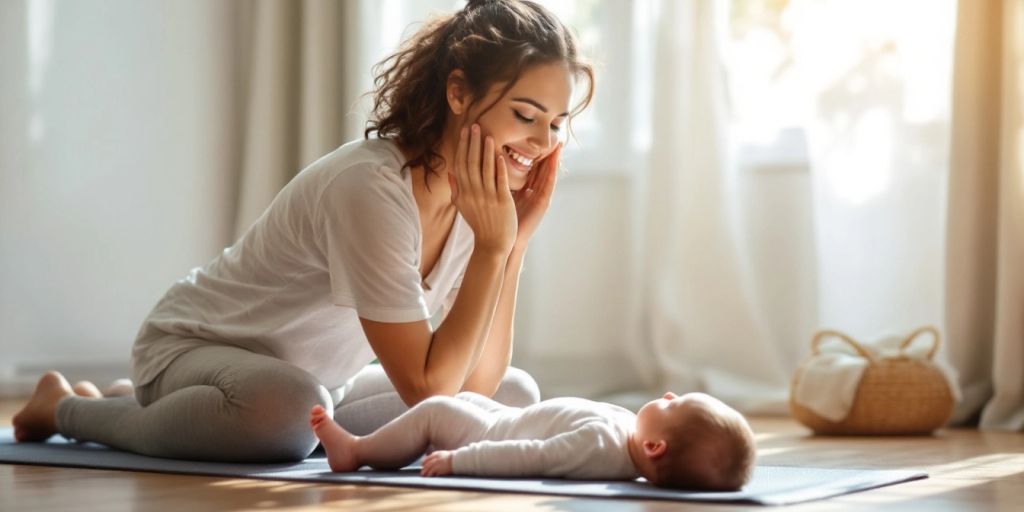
left=450, top=397, right=640, bottom=480
left=131, top=138, right=474, bottom=390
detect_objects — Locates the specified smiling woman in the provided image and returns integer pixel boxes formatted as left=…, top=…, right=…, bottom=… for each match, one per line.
left=11, top=0, right=595, bottom=464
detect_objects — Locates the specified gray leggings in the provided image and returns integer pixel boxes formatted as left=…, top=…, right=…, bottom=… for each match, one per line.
left=55, top=345, right=541, bottom=462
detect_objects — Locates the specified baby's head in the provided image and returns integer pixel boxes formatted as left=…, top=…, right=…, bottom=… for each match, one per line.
left=634, top=392, right=756, bottom=491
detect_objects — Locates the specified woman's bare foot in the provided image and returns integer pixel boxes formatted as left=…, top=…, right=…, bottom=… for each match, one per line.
left=72, top=381, right=103, bottom=399
left=12, top=372, right=74, bottom=442
left=310, top=405, right=361, bottom=472
left=103, top=378, right=135, bottom=397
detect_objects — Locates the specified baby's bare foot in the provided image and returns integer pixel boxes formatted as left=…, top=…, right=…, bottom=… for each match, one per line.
left=72, top=381, right=103, bottom=399
left=12, top=372, right=74, bottom=442
left=310, top=405, right=360, bottom=472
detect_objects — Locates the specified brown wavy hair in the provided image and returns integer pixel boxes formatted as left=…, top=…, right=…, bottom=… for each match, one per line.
left=364, top=0, right=595, bottom=186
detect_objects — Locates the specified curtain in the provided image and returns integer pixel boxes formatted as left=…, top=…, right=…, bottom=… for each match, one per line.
left=232, top=0, right=364, bottom=237
left=628, top=0, right=958, bottom=415
left=945, top=0, right=1024, bottom=430
left=629, top=0, right=792, bottom=413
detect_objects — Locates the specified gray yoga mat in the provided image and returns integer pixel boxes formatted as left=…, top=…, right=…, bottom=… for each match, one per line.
left=0, top=428, right=925, bottom=505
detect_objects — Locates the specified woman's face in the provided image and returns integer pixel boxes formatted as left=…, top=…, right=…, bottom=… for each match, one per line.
left=463, top=62, right=575, bottom=191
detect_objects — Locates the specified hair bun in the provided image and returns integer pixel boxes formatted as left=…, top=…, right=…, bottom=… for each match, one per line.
left=465, top=0, right=503, bottom=11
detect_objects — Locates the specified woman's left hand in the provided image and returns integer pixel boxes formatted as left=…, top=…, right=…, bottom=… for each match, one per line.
left=511, top=142, right=562, bottom=249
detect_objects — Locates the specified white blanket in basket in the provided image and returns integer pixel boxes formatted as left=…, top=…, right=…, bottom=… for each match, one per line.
left=793, top=334, right=961, bottom=422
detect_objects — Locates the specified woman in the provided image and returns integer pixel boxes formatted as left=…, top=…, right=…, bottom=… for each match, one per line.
left=13, top=0, right=594, bottom=462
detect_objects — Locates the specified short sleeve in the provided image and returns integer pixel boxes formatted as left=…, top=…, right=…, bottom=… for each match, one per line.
left=316, top=165, right=430, bottom=323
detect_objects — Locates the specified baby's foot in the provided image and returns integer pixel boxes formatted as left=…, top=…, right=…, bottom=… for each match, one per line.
left=12, top=372, right=74, bottom=442
left=72, top=381, right=103, bottom=398
left=310, top=405, right=361, bottom=472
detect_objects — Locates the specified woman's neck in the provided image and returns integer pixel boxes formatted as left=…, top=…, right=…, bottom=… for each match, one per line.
left=402, top=131, right=459, bottom=221
left=411, top=167, right=457, bottom=224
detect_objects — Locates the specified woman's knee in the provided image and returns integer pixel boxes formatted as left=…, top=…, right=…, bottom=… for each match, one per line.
left=492, top=367, right=540, bottom=407
left=229, top=364, right=332, bottom=461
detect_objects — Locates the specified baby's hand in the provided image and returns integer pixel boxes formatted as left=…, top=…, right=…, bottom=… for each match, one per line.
left=420, top=450, right=454, bottom=477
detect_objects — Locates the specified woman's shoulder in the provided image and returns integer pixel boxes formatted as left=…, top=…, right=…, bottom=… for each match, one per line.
left=304, top=138, right=405, bottom=179
left=296, top=138, right=415, bottom=218
left=291, top=138, right=408, bottom=197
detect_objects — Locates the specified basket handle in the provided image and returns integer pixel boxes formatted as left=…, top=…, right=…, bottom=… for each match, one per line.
left=898, top=325, right=941, bottom=360
left=811, top=330, right=877, bottom=363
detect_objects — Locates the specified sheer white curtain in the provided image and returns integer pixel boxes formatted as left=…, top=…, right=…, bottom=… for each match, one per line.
left=945, top=0, right=1024, bottom=430
left=627, top=0, right=958, bottom=415
left=628, top=0, right=793, bottom=413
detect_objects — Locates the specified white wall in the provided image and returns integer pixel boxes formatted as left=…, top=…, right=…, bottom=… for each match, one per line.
left=0, top=0, right=241, bottom=393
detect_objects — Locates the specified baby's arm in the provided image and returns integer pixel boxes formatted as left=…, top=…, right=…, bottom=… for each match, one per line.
left=444, top=425, right=610, bottom=478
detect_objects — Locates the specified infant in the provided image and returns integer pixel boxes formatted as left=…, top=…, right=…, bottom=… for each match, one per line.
left=310, top=390, right=756, bottom=490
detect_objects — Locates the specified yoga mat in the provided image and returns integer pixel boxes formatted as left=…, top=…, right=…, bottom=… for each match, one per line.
left=0, top=429, right=925, bottom=506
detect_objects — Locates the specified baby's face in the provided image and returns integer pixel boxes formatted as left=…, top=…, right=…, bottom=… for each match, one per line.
left=636, top=392, right=689, bottom=438
left=636, top=392, right=732, bottom=439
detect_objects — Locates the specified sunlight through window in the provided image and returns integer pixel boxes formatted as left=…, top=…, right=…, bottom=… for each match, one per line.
left=726, top=0, right=956, bottom=205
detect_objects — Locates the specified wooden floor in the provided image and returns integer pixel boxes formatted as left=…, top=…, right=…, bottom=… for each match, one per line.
left=1, top=399, right=1021, bottom=512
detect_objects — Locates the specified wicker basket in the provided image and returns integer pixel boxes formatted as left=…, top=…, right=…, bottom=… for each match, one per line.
left=789, top=326, right=955, bottom=435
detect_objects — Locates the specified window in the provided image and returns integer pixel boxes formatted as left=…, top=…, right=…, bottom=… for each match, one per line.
left=724, top=0, right=957, bottom=178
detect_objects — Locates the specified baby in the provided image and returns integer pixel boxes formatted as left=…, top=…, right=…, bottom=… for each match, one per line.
left=310, top=391, right=756, bottom=490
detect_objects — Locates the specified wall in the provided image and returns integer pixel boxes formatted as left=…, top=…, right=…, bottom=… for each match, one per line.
left=0, top=0, right=241, bottom=393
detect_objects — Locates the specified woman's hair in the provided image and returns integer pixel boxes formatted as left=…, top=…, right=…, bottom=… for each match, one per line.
left=365, top=0, right=595, bottom=184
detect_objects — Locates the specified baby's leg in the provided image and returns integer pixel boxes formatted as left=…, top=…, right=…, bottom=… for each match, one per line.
left=455, top=391, right=517, bottom=413
left=309, top=405, right=359, bottom=472
left=333, top=365, right=539, bottom=435
left=313, top=396, right=492, bottom=472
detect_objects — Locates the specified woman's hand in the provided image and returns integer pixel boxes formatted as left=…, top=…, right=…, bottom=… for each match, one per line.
left=511, top=142, right=562, bottom=249
left=448, top=124, right=518, bottom=255
left=421, top=450, right=454, bottom=477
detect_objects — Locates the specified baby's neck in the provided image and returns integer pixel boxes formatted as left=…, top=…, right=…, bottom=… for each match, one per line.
left=625, top=429, right=657, bottom=482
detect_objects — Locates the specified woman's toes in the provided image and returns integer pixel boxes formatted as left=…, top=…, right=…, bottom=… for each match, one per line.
left=72, top=381, right=103, bottom=398
left=103, top=378, right=134, bottom=397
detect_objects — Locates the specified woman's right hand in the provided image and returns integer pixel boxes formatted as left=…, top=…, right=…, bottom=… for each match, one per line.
left=448, top=124, right=518, bottom=255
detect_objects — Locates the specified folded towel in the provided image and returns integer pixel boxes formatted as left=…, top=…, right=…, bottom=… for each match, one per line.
left=792, top=332, right=960, bottom=422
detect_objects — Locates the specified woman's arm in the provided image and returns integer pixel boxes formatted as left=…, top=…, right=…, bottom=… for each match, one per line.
left=457, top=144, right=562, bottom=395
left=361, top=245, right=508, bottom=406
left=362, top=127, right=519, bottom=406
left=460, top=244, right=526, bottom=395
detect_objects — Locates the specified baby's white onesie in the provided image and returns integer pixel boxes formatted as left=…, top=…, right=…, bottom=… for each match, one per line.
left=448, top=395, right=640, bottom=480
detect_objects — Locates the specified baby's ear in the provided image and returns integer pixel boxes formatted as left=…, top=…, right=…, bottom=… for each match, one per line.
left=643, top=439, right=667, bottom=460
